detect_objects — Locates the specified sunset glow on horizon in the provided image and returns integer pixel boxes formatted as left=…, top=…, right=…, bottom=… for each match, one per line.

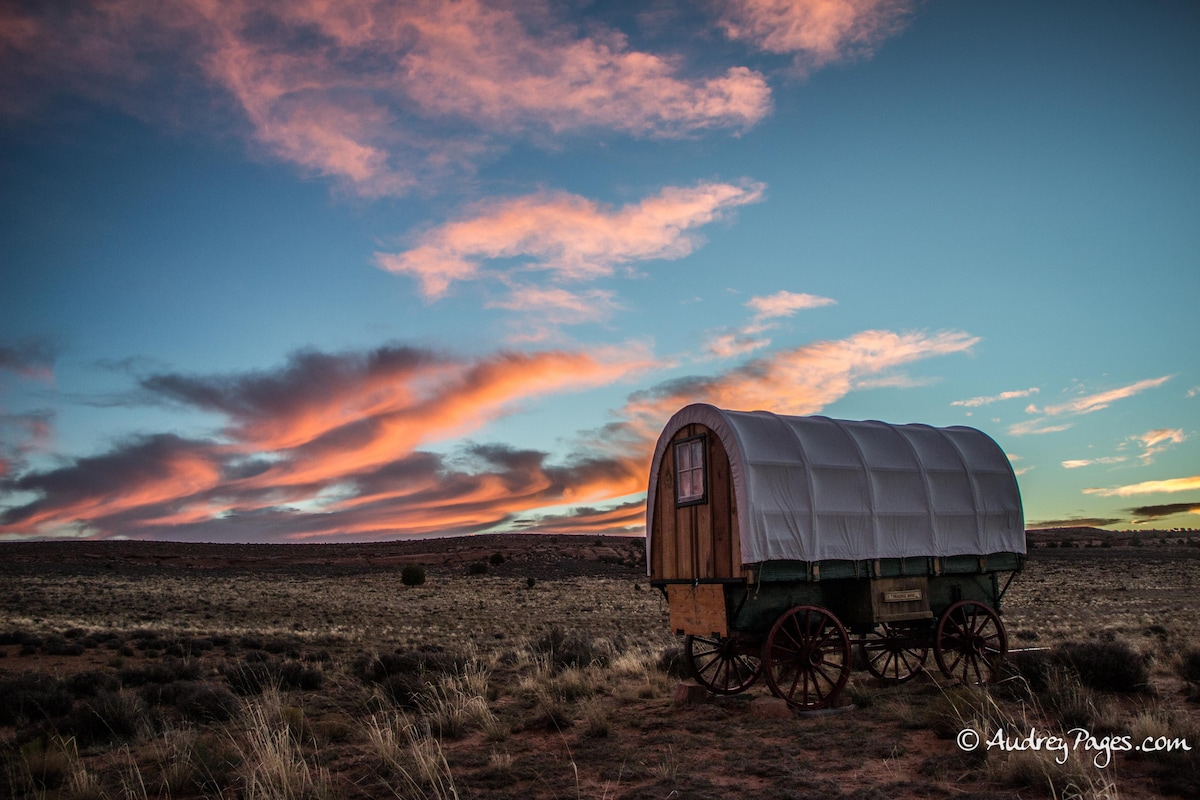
left=2, top=0, right=1198, bottom=542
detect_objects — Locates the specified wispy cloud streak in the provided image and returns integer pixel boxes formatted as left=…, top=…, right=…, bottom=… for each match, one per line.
left=952, top=387, right=1038, bottom=409
left=1083, top=475, right=1200, bottom=498
left=1009, top=376, right=1173, bottom=436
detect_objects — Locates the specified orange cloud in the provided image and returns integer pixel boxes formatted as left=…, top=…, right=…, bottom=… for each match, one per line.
left=1, top=343, right=659, bottom=541
left=1131, top=428, right=1185, bottom=464
left=377, top=181, right=765, bottom=297
left=718, top=0, right=914, bottom=72
left=1083, top=475, right=1200, bottom=498
left=625, top=328, right=979, bottom=448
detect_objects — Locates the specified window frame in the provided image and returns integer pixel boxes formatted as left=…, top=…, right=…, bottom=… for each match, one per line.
left=673, top=434, right=708, bottom=507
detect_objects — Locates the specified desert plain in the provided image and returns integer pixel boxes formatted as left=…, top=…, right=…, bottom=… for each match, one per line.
left=2, top=530, right=1199, bottom=799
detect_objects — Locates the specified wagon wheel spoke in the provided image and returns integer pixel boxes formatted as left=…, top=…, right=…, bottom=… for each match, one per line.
left=861, top=624, right=929, bottom=684
left=934, top=600, right=1008, bottom=686
left=763, top=605, right=850, bottom=709
left=685, top=635, right=761, bottom=695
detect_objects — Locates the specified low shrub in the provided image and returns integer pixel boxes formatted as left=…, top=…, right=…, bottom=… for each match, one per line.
left=1011, top=641, right=1150, bottom=695
left=223, top=657, right=323, bottom=695
left=656, top=644, right=689, bottom=679
left=1177, top=647, right=1200, bottom=685
left=66, top=691, right=148, bottom=746
left=489, top=552, right=505, bottom=566
left=0, top=673, right=74, bottom=726
left=1056, top=641, right=1149, bottom=693
left=118, top=657, right=202, bottom=687
left=67, top=669, right=121, bottom=698
left=401, top=564, right=427, bottom=586
left=532, top=627, right=607, bottom=671
left=468, top=561, right=488, bottom=576
left=174, top=682, right=241, bottom=723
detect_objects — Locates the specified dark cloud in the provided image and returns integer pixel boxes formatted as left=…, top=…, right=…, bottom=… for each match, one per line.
left=0, top=337, right=57, bottom=377
left=1127, top=502, right=1200, bottom=521
left=142, top=344, right=440, bottom=424
left=1026, top=517, right=1125, bottom=530
left=1, top=433, right=219, bottom=528
left=513, top=500, right=645, bottom=535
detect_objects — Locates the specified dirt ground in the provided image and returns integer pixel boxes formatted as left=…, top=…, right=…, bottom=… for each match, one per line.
left=2, top=532, right=1199, bottom=799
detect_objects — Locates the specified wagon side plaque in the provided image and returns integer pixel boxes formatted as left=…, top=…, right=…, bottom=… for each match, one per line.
left=872, top=577, right=932, bottom=622
left=667, top=584, right=728, bottom=637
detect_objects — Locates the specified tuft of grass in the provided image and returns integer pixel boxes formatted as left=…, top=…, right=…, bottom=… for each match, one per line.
left=417, top=664, right=497, bottom=739
left=238, top=693, right=332, bottom=800
left=365, top=714, right=460, bottom=800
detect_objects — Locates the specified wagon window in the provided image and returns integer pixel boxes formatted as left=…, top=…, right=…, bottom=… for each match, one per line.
left=674, top=436, right=707, bottom=505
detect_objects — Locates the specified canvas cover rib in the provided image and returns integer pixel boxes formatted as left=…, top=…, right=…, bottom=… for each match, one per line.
left=646, top=404, right=1025, bottom=567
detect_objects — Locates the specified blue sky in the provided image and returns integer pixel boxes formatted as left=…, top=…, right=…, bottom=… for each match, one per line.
left=1, top=0, right=1197, bottom=541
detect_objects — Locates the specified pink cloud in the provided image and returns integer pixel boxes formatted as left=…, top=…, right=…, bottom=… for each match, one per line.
left=376, top=181, right=765, bottom=297
left=2, top=0, right=772, bottom=194
left=718, top=0, right=914, bottom=72
left=746, top=290, right=836, bottom=320
left=399, top=1, right=771, bottom=135
left=487, top=286, right=623, bottom=340
left=705, top=289, right=835, bottom=357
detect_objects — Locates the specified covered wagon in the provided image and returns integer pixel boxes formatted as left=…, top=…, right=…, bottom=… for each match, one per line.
left=647, top=403, right=1025, bottom=708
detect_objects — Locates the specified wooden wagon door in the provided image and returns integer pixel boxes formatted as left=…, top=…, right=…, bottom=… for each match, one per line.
left=652, top=425, right=740, bottom=581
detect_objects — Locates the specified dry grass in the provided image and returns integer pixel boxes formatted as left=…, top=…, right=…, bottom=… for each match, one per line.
left=2, top=537, right=1199, bottom=799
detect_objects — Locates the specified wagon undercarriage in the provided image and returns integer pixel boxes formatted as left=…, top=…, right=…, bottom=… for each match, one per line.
left=679, top=597, right=1009, bottom=708
left=658, top=555, right=1020, bottom=709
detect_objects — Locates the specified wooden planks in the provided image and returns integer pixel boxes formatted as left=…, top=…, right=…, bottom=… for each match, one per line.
left=651, top=423, right=744, bottom=582
left=667, top=583, right=728, bottom=636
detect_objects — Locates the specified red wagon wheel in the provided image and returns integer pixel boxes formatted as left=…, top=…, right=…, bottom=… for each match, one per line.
left=762, top=605, right=851, bottom=709
left=861, top=623, right=929, bottom=684
left=934, top=600, right=1008, bottom=685
left=684, top=634, right=762, bottom=694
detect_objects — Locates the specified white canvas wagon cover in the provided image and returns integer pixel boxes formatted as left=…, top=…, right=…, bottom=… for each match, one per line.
left=647, top=404, right=1025, bottom=565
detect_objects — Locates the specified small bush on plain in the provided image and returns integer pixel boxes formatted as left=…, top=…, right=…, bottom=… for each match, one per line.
left=401, top=564, right=427, bottom=586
